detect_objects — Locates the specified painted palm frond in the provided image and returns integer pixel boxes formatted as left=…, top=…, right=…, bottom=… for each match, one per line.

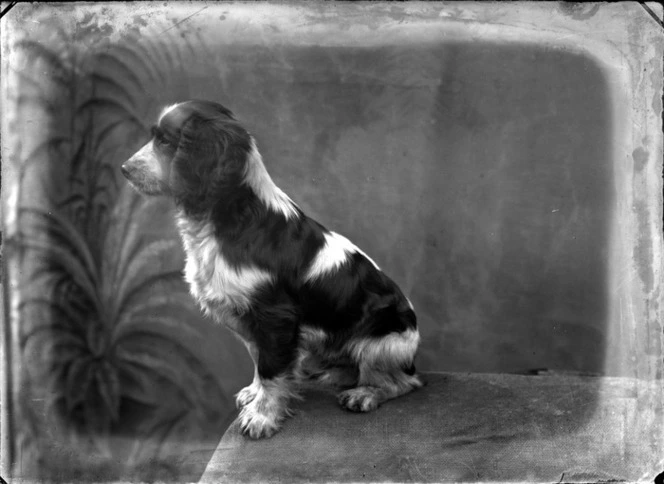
left=14, top=39, right=74, bottom=88
left=10, top=16, right=230, bottom=480
left=18, top=194, right=224, bottom=441
left=76, top=98, right=146, bottom=132
left=21, top=207, right=100, bottom=280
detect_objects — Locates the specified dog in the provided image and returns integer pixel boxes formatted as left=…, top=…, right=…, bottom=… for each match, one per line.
left=121, top=100, right=423, bottom=439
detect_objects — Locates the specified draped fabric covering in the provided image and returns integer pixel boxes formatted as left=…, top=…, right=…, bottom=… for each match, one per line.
left=2, top=2, right=662, bottom=482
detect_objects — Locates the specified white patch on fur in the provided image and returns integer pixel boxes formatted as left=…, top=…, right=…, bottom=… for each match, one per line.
left=305, top=231, right=380, bottom=281
left=123, top=140, right=168, bottom=195
left=177, top=217, right=273, bottom=315
left=338, top=364, right=422, bottom=412
left=236, top=340, right=261, bottom=407
left=236, top=377, right=261, bottom=408
left=238, top=375, right=299, bottom=439
left=304, top=232, right=351, bottom=281
left=299, top=326, right=328, bottom=345
left=158, top=103, right=180, bottom=123
left=348, top=328, right=420, bottom=368
left=406, top=297, right=415, bottom=311
left=129, top=141, right=161, bottom=174
left=338, top=386, right=379, bottom=412
left=243, top=139, right=299, bottom=220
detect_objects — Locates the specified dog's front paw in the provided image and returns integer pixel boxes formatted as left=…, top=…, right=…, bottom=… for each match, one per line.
left=235, top=382, right=260, bottom=408
left=239, top=400, right=283, bottom=439
left=338, top=387, right=379, bottom=412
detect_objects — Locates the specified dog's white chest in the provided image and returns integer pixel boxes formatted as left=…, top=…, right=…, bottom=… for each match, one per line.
left=178, top=219, right=272, bottom=317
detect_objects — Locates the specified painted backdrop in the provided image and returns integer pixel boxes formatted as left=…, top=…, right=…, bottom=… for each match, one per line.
left=4, top=3, right=659, bottom=482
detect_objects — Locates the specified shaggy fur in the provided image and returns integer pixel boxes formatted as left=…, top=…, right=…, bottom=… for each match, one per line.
left=121, top=100, right=423, bottom=439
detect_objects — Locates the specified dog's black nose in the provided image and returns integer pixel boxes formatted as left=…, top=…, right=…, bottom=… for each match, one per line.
left=120, top=163, right=130, bottom=178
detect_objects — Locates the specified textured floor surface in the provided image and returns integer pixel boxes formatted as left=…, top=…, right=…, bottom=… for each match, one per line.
left=199, top=372, right=663, bottom=483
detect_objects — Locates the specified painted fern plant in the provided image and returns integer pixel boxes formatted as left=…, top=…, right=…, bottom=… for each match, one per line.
left=8, top=14, right=231, bottom=481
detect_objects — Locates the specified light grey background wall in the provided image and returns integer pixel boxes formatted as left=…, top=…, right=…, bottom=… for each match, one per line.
left=230, top=42, right=613, bottom=375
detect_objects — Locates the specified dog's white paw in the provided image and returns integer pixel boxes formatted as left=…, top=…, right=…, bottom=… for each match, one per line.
left=235, top=382, right=260, bottom=408
left=238, top=398, right=284, bottom=439
left=338, top=386, right=379, bottom=412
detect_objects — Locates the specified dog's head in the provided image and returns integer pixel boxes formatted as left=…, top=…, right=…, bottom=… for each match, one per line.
left=121, top=100, right=252, bottom=211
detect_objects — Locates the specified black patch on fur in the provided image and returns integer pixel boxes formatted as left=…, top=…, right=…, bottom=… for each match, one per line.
left=214, top=207, right=328, bottom=282
left=300, top=253, right=417, bottom=339
left=242, top=284, right=302, bottom=380
left=160, top=100, right=251, bottom=217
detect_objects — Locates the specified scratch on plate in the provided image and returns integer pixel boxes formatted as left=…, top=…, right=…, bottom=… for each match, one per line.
left=159, top=6, right=209, bottom=35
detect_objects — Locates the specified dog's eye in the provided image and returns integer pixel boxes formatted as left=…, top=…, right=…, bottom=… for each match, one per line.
left=151, top=126, right=173, bottom=148
left=155, top=134, right=174, bottom=149
left=157, top=136, right=172, bottom=147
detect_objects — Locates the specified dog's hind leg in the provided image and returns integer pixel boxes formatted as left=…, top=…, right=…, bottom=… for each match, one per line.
left=337, top=328, right=423, bottom=412
left=294, top=327, right=359, bottom=390
left=296, top=350, right=359, bottom=389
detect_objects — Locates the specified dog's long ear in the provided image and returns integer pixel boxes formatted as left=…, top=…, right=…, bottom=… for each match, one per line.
left=170, top=115, right=250, bottom=213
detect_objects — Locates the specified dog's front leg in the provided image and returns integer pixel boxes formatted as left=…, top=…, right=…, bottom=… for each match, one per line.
left=235, top=341, right=262, bottom=408
left=236, top=317, right=300, bottom=439
left=238, top=372, right=297, bottom=439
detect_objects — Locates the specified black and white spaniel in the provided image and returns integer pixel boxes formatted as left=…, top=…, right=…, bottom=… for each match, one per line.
left=121, top=100, right=422, bottom=439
